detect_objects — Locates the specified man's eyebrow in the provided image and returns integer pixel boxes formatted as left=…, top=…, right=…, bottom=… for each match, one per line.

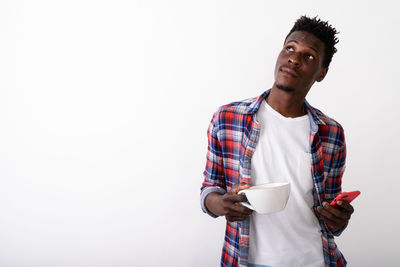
left=286, top=40, right=319, bottom=53
left=287, top=40, right=298, bottom=44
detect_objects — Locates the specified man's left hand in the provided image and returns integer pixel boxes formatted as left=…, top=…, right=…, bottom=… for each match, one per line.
left=316, top=201, right=354, bottom=233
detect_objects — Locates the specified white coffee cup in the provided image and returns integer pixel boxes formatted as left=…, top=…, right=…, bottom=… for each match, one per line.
left=238, top=182, right=290, bottom=214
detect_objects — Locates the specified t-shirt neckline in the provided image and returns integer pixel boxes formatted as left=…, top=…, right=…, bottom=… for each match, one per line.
left=263, top=100, right=309, bottom=121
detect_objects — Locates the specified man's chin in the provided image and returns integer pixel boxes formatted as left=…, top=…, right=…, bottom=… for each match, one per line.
left=276, top=84, right=295, bottom=93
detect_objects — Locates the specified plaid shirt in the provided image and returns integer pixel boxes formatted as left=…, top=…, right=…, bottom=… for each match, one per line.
left=200, top=89, right=347, bottom=267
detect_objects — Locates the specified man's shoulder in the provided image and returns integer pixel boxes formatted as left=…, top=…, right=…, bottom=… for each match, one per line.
left=214, top=95, right=262, bottom=118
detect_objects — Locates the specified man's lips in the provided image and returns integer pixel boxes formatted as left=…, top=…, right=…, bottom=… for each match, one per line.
left=279, top=67, right=298, bottom=78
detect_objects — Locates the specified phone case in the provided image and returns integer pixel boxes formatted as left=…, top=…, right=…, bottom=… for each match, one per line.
left=330, top=190, right=361, bottom=207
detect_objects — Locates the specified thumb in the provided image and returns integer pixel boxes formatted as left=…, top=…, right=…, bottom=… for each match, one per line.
left=231, top=182, right=251, bottom=194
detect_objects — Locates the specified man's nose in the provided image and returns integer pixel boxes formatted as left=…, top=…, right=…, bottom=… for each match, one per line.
left=288, top=54, right=301, bottom=67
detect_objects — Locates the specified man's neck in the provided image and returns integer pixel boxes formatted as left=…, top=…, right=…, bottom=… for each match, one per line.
left=266, top=87, right=307, bottom=118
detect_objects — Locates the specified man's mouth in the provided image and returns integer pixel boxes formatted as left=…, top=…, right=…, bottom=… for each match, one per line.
left=280, top=67, right=298, bottom=78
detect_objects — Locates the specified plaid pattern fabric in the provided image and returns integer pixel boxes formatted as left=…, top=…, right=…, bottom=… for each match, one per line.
left=200, top=89, right=347, bottom=267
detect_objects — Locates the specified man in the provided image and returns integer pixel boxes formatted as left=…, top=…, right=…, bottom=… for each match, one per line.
left=200, top=16, right=354, bottom=267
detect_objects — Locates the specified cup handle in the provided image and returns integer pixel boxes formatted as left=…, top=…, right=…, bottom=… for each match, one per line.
left=238, top=190, right=255, bottom=210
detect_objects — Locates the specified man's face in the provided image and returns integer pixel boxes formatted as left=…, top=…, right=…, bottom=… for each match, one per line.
left=273, top=31, right=328, bottom=95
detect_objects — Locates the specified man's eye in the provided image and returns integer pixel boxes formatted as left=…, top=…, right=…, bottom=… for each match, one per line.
left=307, top=54, right=315, bottom=60
left=286, top=46, right=294, bottom=52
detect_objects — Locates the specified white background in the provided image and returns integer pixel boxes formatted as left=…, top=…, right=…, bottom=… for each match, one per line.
left=0, top=0, right=399, bottom=266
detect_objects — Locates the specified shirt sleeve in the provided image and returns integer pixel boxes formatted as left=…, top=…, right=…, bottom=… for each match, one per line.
left=200, top=111, right=227, bottom=218
left=325, top=129, right=347, bottom=236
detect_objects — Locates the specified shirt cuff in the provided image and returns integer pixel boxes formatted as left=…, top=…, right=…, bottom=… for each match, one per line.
left=200, top=186, right=226, bottom=218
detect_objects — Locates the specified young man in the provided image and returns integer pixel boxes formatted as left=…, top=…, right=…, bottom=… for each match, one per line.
left=200, top=16, right=354, bottom=267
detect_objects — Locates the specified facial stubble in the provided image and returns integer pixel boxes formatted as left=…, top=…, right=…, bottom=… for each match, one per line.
left=276, top=84, right=295, bottom=93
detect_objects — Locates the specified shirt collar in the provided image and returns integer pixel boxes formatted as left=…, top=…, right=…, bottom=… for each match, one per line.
left=244, top=90, right=270, bottom=115
left=304, top=99, right=326, bottom=126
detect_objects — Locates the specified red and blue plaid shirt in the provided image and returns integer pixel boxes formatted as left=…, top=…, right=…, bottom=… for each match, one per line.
left=201, top=89, right=347, bottom=267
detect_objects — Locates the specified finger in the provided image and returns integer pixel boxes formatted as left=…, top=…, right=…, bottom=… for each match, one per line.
left=225, top=209, right=252, bottom=222
left=322, top=217, right=341, bottom=232
left=316, top=208, right=345, bottom=232
left=337, top=201, right=354, bottom=214
left=230, top=183, right=251, bottom=194
left=223, top=193, right=247, bottom=203
left=317, top=206, right=351, bottom=230
left=316, top=204, right=343, bottom=222
left=321, top=202, right=350, bottom=220
left=223, top=206, right=252, bottom=221
left=227, top=203, right=253, bottom=215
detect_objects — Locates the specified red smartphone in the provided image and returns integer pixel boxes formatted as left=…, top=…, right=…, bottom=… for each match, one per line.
left=330, top=191, right=361, bottom=207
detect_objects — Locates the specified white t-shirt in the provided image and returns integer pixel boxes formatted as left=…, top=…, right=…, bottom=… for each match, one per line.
left=248, top=100, right=324, bottom=267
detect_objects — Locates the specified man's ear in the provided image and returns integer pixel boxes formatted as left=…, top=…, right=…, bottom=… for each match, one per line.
left=316, top=67, right=328, bottom=82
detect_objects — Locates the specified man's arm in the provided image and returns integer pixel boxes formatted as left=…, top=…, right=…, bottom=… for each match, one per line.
left=316, top=130, right=354, bottom=235
left=200, top=112, right=228, bottom=217
left=200, top=112, right=252, bottom=221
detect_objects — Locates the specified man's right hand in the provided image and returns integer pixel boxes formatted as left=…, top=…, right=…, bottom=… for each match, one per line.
left=205, top=183, right=253, bottom=222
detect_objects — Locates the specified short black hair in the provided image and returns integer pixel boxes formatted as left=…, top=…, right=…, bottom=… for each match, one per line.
left=285, top=16, right=339, bottom=68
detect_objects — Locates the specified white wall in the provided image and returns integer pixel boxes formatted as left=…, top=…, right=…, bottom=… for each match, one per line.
left=0, top=0, right=399, bottom=266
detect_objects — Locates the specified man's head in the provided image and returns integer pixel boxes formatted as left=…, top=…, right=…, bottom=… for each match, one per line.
left=273, top=16, right=339, bottom=95
left=285, top=16, right=339, bottom=68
